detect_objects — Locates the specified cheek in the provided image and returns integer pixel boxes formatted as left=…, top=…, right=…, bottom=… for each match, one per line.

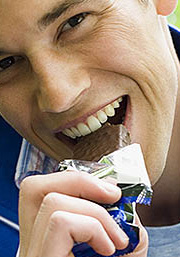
left=84, top=20, right=177, bottom=107
left=80, top=19, right=148, bottom=82
left=79, top=26, right=178, bottom=184
left=0, top=84, right=33, bottom=136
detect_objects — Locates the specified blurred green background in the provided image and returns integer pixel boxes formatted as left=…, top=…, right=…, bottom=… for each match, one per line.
left=168, top=1, right=180, bottom=28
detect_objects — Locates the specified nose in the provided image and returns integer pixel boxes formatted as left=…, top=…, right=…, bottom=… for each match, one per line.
left=31, top=50, right=90, bottom=113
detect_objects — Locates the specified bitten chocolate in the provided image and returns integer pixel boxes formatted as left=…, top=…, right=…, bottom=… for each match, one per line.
left=73, top=123, right=131, bottom=161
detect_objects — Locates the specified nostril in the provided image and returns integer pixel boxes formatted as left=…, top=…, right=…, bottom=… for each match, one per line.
left=37, top=87, right=87, bottom=113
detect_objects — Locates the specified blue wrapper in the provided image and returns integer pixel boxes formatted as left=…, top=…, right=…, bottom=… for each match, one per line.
left=72, top=219, right=139, bottom=257
left=71, top=182, right=152, bottom=257
left=57, top=144, right=153, bottom=256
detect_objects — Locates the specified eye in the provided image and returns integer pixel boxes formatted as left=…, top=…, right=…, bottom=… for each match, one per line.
left=0, top=56, right=22, bottom=72
left=61, top=12, right=89, bottom=33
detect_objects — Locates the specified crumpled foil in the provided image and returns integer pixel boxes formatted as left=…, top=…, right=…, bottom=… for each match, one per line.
left=58, top=141, right=153, bottom=256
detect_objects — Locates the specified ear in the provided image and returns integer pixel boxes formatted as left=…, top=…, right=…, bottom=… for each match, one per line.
left=154, top=0, right=178, bottom=16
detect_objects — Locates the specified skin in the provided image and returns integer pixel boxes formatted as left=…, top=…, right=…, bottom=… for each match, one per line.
left=19, top=172, right=148, bottom=257
left=0, top=0, right=180, bottom=256
left=0, top=0, right=178, bottom=183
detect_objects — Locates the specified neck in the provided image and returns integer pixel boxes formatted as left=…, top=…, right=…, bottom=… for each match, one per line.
left=138, top=18, right=180, bottom=227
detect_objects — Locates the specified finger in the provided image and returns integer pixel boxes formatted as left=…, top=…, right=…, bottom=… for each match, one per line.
left=19, top=173, right=121, bottom=231
left=20, top=171, right=121, bottom=204
left=19, top=172, right=121, bottom=254
left=39, top=211, right=116, bottom=257
left=68, top=253, right=75, bottom=257
left=29, top=193, right=128, bottom=252
left=130, top=213, right=148, bottom=256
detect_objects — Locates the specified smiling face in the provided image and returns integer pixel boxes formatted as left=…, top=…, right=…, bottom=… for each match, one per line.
left=0, top=0, right=178, bottom=184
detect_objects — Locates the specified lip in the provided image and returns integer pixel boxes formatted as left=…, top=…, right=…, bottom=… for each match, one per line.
left=53, top=95, right=126, bottom=134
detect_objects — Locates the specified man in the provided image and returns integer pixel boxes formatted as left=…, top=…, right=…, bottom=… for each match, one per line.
left=0, top=0, right=180, bottom=256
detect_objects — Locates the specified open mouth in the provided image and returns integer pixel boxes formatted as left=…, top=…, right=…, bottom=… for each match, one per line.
left=55, top=95, right=128, bottom=145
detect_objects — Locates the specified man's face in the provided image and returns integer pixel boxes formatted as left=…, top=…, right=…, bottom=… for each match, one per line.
left=0, top=0, right=178, bottom=184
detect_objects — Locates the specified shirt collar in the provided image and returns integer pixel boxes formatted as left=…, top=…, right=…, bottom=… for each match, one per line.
left=14, top=139, right=58, bottom=188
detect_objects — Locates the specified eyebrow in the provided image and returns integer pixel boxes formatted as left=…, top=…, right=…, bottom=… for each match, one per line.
left=38, top=0, right=90, bottom=30
left=0, top=50, right=10, bottom=57
left=0, top=0, right=93, bottom=56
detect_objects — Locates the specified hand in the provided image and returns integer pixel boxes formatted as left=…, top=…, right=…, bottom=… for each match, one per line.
left=128, top=214, right=148, bottom=257
left=18, top=171, right=148, bottom=257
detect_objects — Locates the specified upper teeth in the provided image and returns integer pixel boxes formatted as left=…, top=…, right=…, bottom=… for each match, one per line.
left=62, top=97, right=123, bottom=139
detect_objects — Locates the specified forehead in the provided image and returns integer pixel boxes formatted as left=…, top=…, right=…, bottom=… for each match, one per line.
left=0, top=0, right=104, bottom=24
left=0, top=0, right=61, bottom=32
left=0, top=0, right=106, bottom=50
left=0, top=0, right=48, bottom=48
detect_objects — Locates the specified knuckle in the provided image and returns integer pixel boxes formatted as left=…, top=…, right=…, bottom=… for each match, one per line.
left=73, top=172, right=89, bottom=184
left=20, top=176, right=34, bottom=192
left=49, top=211, right=70, bottom=230
left=90, top=216, right=102, bottom=230
left=42, top=192, right=60, bottom=208
left=19, top=176, right=38, bottom=199
left=96, top=204, right=109, bottom=220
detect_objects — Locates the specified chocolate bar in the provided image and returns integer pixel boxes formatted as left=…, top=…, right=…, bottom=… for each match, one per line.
left=73, top=123, right=131, bottom=161
left=58, top=126, right=153, bottom=257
